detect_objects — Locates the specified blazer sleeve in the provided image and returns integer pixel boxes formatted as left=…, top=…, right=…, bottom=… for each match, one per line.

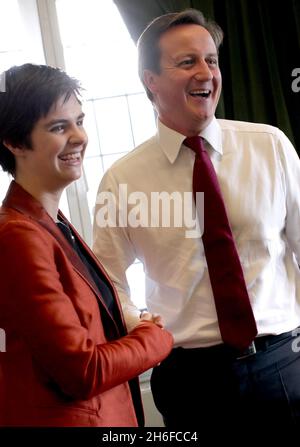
left=0, top=221, right=173, bottom=400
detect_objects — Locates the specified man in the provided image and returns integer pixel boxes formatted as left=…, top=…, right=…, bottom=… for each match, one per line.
left=93, top=9, right=300, bottom=432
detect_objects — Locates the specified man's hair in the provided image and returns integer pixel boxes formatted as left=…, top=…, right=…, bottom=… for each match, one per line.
left=0, top=63, right=82, bottom=176
left=137, top=9, right=224, bottom=101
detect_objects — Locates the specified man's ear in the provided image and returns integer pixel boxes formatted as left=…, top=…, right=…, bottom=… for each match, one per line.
left=143, top=69, right=159, bottom=96
left=3, top=140, right=26, bottom=157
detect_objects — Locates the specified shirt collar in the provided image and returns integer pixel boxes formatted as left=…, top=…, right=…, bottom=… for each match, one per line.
left=201, top=117, right=223, bottom=155
left=157, top=116, right=223, bottom=163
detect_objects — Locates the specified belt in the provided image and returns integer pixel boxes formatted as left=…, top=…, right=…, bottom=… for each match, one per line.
left=235, top=329, right=295, bottom=360
left=176, top=329, right=296, bottom=361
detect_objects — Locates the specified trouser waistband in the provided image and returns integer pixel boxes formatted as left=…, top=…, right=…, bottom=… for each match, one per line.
left=175, top=328, right=297, bottom=360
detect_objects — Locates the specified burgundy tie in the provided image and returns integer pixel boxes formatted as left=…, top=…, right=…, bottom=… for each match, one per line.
left=184, top=136, right=257, bottom=350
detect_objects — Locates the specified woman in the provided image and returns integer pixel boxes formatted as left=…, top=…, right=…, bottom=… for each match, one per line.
left=0, top=64, right=173, bottom=427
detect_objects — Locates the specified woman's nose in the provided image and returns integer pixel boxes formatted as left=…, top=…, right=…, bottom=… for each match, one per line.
left=69, top=125, right=88, bottom=144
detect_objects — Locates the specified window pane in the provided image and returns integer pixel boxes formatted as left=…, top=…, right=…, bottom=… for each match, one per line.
left=56, top=0, right=143, bottom=98
left=94, top=96, right=134, bottom=154
left=126, top=262, right=146, bottom=310
left=0, top=0, right=44, bottom=70
left=59, top=189, right=71, bottom=220
left=0, top=0, right=45, bottom=203
left=128, top=93, right=157, bottom=146
left=82, top=101, right=101, bottom=157
left=0, top=171, right=11, bottom=202
left=102, top=153, right=127, bottom=172
left=83, top=157, right=104, bottom=218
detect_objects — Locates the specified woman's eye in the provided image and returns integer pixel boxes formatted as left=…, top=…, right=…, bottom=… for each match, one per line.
left=52, top=126, right=64, bottom=133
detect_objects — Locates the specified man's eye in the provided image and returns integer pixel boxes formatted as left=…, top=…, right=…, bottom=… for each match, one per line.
left=77, top=119, right=84, bottom=126
left=207, top=58, right=218, bottom=66
left=178, top=59, right=194, bottom=67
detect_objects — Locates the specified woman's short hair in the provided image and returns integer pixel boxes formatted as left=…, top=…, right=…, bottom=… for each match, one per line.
left=0, top=63, right=81, bottom=176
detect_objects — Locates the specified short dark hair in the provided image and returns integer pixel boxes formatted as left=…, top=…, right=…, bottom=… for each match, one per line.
left=137, top=9, right=224, bottom=101
left=0, top=63, right=82, bottom=176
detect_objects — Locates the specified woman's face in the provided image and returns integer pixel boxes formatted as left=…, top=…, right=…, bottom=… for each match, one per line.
left=16, top=93, right=88, bottom=192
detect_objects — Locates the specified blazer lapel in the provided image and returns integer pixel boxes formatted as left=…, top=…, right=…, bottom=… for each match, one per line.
left=40, top=218, right=125, bottom=339
left=3, top=181, right=91, bottom=281
left=58, top=210, right=127, bottom=333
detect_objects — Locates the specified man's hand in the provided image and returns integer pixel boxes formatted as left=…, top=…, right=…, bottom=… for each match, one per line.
left=140, top=311, right=164, bottom=328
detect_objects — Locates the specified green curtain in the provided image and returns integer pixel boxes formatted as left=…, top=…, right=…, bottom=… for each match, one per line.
left=114, top=0, right=300, bottom=152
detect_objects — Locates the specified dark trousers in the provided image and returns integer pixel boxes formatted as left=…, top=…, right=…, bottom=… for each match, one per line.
left=151, top=331, right=300, bottom=436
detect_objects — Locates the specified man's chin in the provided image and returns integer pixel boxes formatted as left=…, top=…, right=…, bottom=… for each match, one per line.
left=191, top=113, right=213, bottom=132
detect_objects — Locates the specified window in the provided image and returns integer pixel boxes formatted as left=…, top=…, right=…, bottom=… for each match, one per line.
left=55, top=0, right=156, bottom=215
left=0, top=0, right=70, bottom=218
left=0, top=0, right=44, bottom=202
left=54, top=0, right=155, bottom=309
left=0, top=0, right=44, bottom=70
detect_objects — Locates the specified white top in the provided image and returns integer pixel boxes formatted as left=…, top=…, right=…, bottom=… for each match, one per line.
left=93, top=117, right=300, bottom=348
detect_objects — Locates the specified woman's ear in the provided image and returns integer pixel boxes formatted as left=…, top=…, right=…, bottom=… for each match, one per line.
left=3, top=140, right=26, bottom=158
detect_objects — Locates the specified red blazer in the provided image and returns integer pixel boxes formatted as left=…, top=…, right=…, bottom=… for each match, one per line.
left=0, top=182, right=173, bottom=427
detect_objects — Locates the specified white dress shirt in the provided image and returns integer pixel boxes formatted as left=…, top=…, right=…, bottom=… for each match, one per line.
left=93, top=117, right=300, bottom=348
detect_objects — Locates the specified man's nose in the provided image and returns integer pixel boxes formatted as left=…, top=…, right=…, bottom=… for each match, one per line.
left=194, top=61, right=213, bottom=81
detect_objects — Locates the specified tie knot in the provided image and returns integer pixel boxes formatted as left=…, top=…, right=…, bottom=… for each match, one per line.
left=184, top=136, right=205, bottom=155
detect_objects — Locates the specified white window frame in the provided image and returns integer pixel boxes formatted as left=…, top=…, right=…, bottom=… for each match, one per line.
left=36, top=0, right=92, bottom=245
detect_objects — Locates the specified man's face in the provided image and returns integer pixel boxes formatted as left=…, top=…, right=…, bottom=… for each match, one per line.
left=145, top=24, right=222, bottom=136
